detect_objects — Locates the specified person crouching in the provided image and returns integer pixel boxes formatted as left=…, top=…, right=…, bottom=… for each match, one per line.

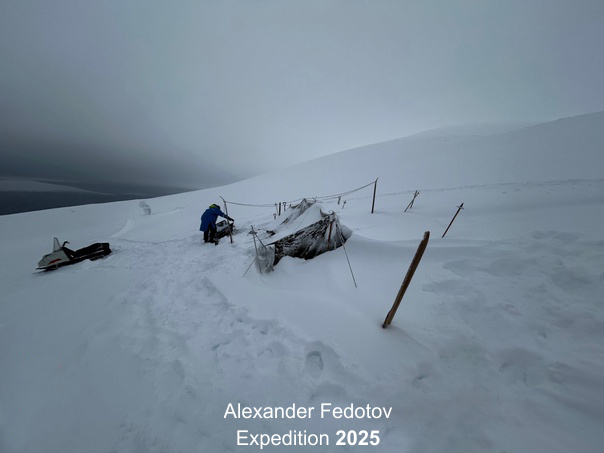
left=200, top=203, right=234, bottom=244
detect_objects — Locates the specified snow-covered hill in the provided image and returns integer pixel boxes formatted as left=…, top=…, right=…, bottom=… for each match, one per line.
left=1, top=112, right=603, bottom=452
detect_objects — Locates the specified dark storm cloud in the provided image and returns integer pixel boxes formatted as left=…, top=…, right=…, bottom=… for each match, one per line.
left=1, top=0, right=603, bottom=187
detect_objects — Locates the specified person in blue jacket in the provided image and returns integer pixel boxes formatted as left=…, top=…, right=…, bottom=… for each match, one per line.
left=200, top=203, right=234, bottom=244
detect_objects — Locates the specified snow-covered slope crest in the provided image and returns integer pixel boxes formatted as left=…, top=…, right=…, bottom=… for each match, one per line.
left=0, top=112, right=603, bottom=452
left=226, top=111, right=604, bottom=202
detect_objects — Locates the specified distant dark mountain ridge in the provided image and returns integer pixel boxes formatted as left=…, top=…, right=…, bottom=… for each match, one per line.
left=0, top=179, right=194, bottom=215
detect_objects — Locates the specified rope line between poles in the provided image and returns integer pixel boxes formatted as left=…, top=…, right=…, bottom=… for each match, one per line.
left=221, top=179, right=377, bottom=208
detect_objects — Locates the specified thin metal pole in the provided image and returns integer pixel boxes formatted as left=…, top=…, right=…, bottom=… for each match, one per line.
left=250, top=226, right=262, bottom=274
left=242, top=257, right=257, bottom=277
left=342, top=243, right=357, bottom=288
left=335, top=219, right=357, bottom=288
left=442, top=203, right=464, bottom=238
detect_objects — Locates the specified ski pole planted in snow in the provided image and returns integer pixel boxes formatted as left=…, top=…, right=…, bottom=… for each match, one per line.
left=441, top=203, right=464, bottom=238
left=382, top=231, right=430, bottom=328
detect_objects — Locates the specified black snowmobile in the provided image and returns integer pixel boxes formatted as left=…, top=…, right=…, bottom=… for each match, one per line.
left=37, top=237, right=112, bottom=270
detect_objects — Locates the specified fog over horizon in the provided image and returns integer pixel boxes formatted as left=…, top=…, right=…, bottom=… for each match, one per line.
left=1, top=0, right=603, bottom=191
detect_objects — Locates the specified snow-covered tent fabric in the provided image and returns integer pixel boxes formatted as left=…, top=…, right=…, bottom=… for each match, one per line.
left=259, top=199, right=351, bottom=266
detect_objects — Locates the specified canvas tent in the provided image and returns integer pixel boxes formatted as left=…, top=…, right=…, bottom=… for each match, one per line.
left=254, top=199, right=351, bottom=271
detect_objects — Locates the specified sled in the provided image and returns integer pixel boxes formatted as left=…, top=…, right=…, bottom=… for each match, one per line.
left=37, top=237, right=112, bottom=270
left=215, top=219, right=235, bottom=239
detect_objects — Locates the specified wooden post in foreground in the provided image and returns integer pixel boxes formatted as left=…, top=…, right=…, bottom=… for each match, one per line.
left=371, top=178, right=378, bottom=213
left=382, top=231, right=430, bottom=328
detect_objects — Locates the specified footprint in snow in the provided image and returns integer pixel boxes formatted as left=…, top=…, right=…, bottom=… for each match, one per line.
left=305, top=351, right=324, bottom=378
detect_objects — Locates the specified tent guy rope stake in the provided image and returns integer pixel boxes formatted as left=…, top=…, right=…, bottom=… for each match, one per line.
left=442, top=202, right=464, bottom=238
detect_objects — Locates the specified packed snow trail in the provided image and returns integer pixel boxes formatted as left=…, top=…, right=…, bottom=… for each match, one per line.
left=90, top=229, right=401, bottom=452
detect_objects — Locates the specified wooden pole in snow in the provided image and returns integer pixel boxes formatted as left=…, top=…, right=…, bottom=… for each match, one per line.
left=382, top=231, right=430, bottom=328
left=442, top=203, right=464, bottom=238
left=371, top=178, right=378, bottom=213
left=404, top=191, right=420, bottom=212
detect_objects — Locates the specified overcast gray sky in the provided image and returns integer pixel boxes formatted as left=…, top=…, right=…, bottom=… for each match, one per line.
left=1, top=0, right=603, bottom=189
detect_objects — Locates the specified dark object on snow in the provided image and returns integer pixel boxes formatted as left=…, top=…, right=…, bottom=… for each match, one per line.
left=262, top=199, right=350, bottom=267
left=442, top=202, right=464, bottom=238
left=37, top=237, right=112, bottom=270
left=205, top=220, right=235, bottom=246
left=216, top=219, right=235, bottom=239
left=272, top=212, right=348, bottom=265
left=404, top=191, right=420, bottom=212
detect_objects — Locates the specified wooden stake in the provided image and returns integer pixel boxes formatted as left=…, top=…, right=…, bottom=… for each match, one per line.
left=404, top=191, right=420, bottom=212
left=442, top=203, right=464, bottom=238
left=327, top=218, right=334, bottom=248
left=371, top=178, right=378, bottom=213
left=382, top=231, right=430, bottom=328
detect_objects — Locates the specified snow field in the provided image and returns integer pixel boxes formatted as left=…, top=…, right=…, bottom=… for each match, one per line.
left=1, top=113, right=603, bottom=452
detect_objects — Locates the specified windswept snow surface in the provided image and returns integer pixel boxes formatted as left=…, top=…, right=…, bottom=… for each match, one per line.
left=1, top=113, right=603, bottom=452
